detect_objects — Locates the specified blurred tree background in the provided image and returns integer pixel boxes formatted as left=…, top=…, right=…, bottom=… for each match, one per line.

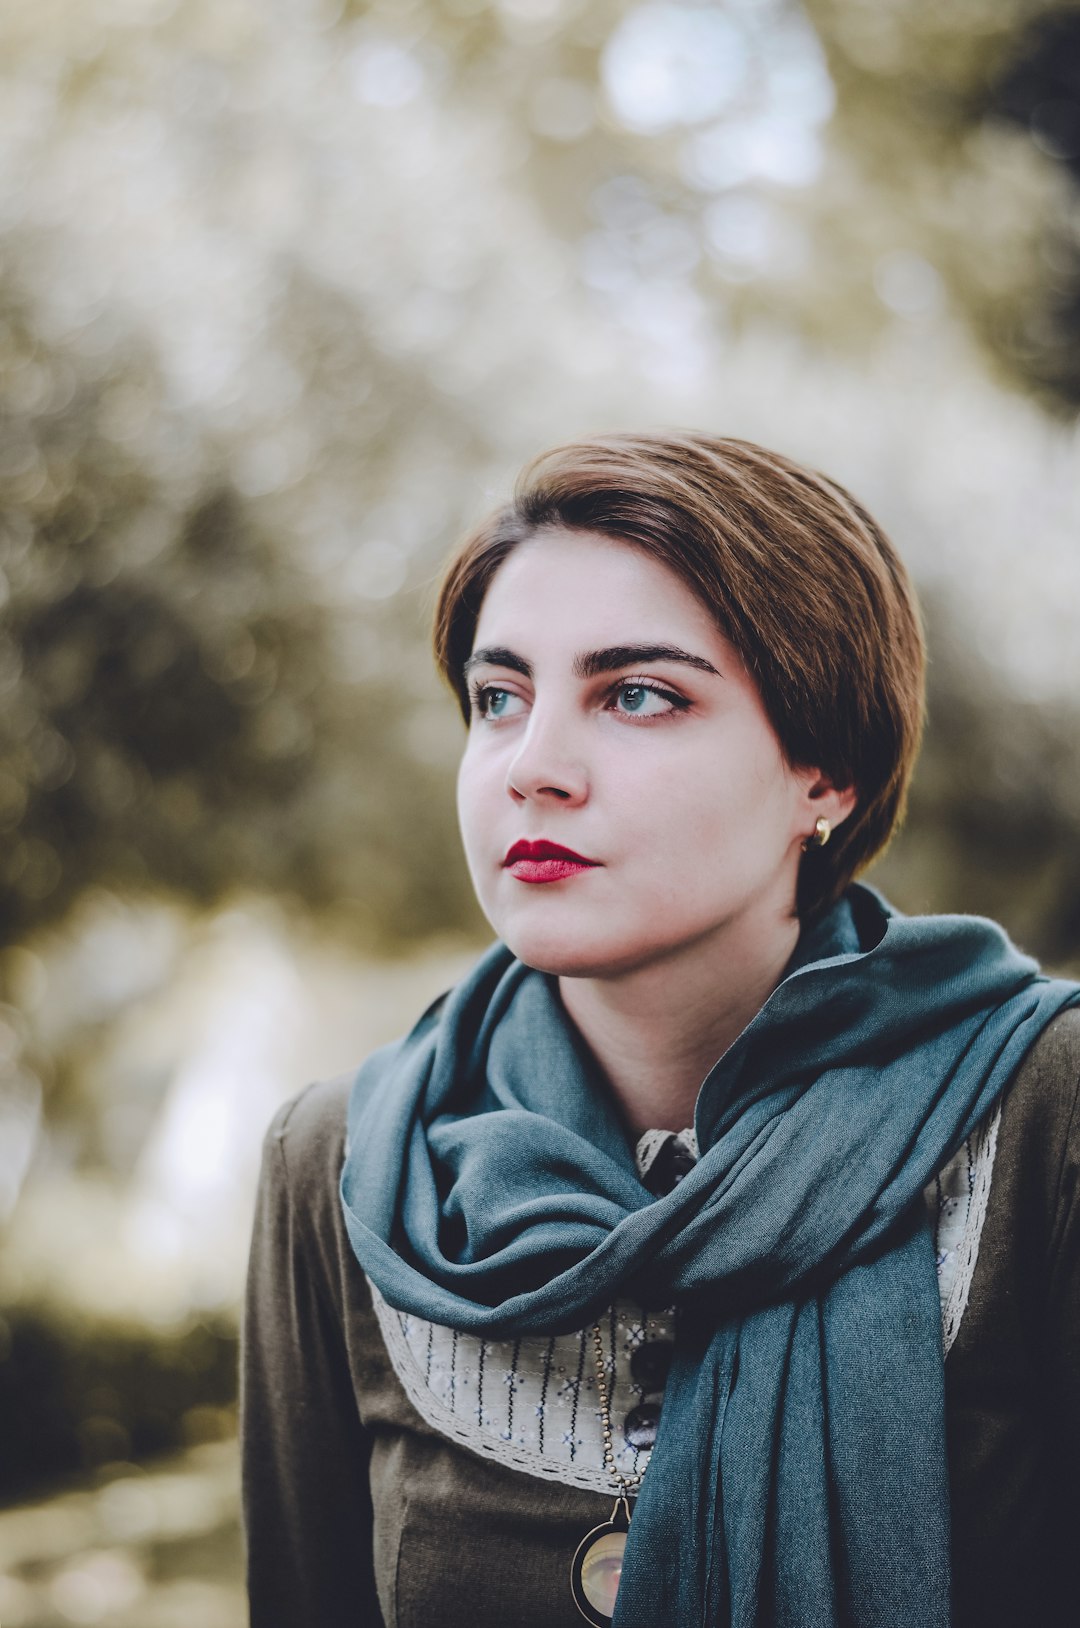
left=1, top=0, right=1080, bottom=1621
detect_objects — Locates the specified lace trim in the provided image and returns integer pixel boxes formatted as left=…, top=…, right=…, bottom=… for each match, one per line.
left=369, top=1283, right=661, bottom=1495
left=941, top=1098, right=1001, bottom=1359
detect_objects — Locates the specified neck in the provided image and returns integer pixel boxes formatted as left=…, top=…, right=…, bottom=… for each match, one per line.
left=557, top=907, right=801, bottom=1139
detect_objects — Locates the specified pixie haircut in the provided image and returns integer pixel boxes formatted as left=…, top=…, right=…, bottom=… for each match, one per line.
left=432, top=430, right=926, bottom=917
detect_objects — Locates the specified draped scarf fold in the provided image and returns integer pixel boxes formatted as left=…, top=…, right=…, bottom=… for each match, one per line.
left=339, top=885, right=1079, bottom=1627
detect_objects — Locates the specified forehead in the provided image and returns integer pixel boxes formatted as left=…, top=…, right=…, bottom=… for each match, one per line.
left=474, top=529, right=720, bottom=645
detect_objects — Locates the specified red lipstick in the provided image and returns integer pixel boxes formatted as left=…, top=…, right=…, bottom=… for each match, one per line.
left=503, top=839, right=601, bottom=884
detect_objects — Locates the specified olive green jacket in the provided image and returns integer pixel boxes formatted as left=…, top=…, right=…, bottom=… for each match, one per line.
left=240, top=1011, right=1080, bottom=1628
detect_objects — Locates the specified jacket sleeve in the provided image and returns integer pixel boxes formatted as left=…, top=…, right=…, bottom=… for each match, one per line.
left=240, top=1095, right=383, bottom=1627
left=1045, top=1009, right=1080, bottom=1533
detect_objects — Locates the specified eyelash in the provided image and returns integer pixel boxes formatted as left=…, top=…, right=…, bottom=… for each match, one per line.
left=467, top=678, right=690, bottom=723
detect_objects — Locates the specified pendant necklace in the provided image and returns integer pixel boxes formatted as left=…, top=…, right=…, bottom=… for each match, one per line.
left=569, top=1322, right=648, bottom=1627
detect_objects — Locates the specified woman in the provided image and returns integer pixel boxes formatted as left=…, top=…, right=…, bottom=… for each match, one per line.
left=241, top=432, right=1080, bottom=1628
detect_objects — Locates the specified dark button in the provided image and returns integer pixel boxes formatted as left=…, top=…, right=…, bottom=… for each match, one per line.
left=623, top=1401, right=661, bottom=1451
left=630, top=1339, right=673, bottom=1391
left=642, top=1137, right=697, bottom=1198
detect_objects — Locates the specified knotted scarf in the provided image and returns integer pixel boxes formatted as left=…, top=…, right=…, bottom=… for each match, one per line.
left=339, top=884, right=1079, bottom=1627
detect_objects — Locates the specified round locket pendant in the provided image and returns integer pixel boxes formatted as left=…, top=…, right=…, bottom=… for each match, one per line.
left=570, top=1497, right=632, bottom=1626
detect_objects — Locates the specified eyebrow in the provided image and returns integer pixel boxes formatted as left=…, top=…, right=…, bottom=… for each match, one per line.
left=462, top=643, right=723, bottom=682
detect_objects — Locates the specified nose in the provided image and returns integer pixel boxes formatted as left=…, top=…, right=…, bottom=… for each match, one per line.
left=505, top=705, right=588, bottom=806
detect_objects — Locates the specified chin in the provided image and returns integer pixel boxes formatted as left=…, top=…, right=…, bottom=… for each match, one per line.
left=498, top=918, right=663, bottom=981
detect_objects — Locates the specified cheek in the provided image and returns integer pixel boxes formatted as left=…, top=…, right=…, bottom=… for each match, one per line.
left=455, top=758, right=480, bottom=840
left=658, top=745, right=796, bottom=854
left=456, top=750, right=501, bottom=856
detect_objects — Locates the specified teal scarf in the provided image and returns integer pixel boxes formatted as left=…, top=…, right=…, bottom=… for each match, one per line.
left=340, top=885, right=1079, bottom=1627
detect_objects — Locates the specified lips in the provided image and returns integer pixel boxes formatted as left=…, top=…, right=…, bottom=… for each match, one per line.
left=503, top=839, right=601, bottom=885
left=504, top=840, right=599, bottom=865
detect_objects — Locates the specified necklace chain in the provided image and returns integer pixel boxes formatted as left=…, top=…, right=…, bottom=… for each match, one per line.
left=590, top=1322, right=646, bottom=1500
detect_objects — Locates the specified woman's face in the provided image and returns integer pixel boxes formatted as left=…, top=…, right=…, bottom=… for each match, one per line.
left=456, top=528, right=848, bottom=978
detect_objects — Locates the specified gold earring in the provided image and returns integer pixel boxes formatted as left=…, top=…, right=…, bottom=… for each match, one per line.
left=802, top=816, right=831, bottom=852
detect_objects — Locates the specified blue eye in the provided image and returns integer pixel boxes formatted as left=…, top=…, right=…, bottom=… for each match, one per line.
left=470, top=685, right=525, bottom=720
left=468, top=678, right=688, bottom=723
left=616, top=684, right=665, bottom=715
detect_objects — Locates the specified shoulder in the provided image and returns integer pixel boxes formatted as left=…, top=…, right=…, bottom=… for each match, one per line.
left=991, top=1005, right=1080, bottom=1226
left=1020, top=1002, right=1080, bottom=1068
left=1000, top=1006, right=1080, bottom=1137
left=258, top=1073, right=353, bottom=1229
left=266, top=1073, right=351, bottom=1165
left=252, top=1073, right=375, bottom=1316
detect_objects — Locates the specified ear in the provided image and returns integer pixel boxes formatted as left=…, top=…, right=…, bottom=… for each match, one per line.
left=800, top=769, right=858, bottom=833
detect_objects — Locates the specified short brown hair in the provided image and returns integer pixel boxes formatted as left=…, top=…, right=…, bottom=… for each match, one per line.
left=432, top=430, right=925, bottom=916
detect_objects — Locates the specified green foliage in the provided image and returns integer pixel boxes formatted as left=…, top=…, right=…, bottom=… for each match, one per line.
left=0, top=1305, right=237, bottom=1505
left=0, top=272, right=482, bottom=955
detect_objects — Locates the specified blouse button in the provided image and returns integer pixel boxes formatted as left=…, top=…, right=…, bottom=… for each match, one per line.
left=623, top=1400, right=662, bottom=1451
left=642, top=1137, right=697, bottom=1197
left=630, top=1339, right=673, bottom=1391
